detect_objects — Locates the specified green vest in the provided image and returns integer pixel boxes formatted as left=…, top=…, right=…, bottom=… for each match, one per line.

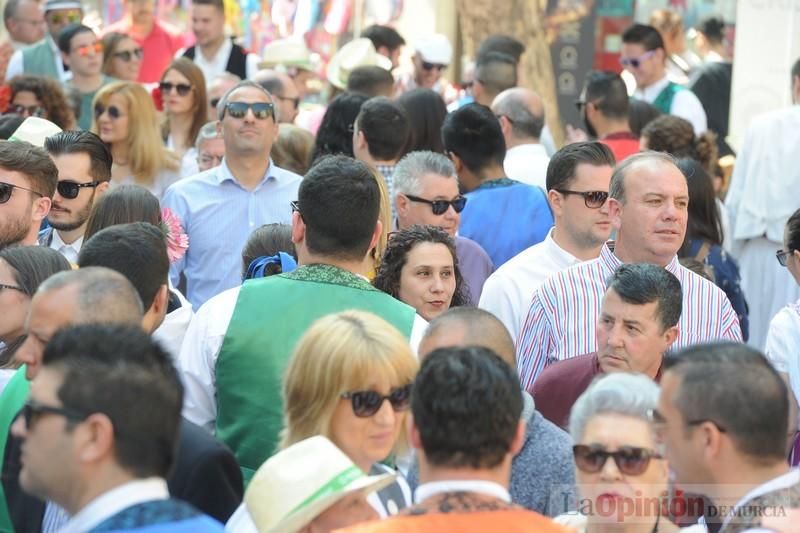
left=21, top=40, right=60, bottom=79
left=0, top=367, right=30, bottom=532
left=215, top=264, right=416, bottom=485
left=651, top=81, right=685, bottom=115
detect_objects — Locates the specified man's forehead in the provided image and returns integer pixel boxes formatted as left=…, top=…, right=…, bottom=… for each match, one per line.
left=602, top=288, right=660, bottom=322
left=228, top=86, right=271, bottom=103
left=420, top=172, right=458, bottom=188
left=626, top=161, right=687, bottom=193
left=30, top=286, right=79, bottom=328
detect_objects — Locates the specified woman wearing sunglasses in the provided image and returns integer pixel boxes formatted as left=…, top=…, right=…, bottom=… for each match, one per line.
left=160, top=58, right=208, bottom=177
left=373, top=225, right=471, bottom=321
left=5, top=75, right=76, bottom=129
left=101, top=32, right=143, bottom=82
left=92, top=81, right=180, bottom=198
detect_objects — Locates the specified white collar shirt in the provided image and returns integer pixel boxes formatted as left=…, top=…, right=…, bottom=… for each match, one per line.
left=503, top=143, right=550, bottom=190
left=634, top=75, right=707, bottom=135
left=48, top=230, right=83, bottom=264
left=415, top=481, right=510, bottom=504
left=185, top=39, right=260, bottom=86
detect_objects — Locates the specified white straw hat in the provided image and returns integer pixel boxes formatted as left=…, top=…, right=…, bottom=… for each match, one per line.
left=415, top=33, right=453, bottom=65
left=326, top=38, right=393, bottom=90
left=8, top=117, right=62, bottom=147
left=245, top=436, right=396, bottom=533
left=259, top=39, right=313, bottom=71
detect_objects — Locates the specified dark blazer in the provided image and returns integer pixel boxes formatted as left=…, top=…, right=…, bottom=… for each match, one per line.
left=2, top=418, right=243, bottom=531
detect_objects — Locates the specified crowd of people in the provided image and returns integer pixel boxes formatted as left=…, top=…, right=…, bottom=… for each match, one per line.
left=0, top=1, right=799, bottom=532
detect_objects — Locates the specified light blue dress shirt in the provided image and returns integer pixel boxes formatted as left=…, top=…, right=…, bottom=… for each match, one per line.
left=162, top=159, right=302, bottom=308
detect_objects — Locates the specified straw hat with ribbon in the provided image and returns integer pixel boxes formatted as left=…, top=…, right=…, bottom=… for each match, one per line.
left=326, top=38, right=393, bottom=90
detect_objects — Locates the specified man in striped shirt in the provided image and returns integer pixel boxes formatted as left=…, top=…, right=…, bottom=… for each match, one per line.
left=516, top=151, right=742, bottom=391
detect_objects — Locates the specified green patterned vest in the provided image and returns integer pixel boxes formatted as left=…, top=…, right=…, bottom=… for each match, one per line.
left=651, top=81, right=685, bottom=115
left=0, top=367, right=29, bottom=531
left=21, top=40, right=59, bottom=79
left=214, top=264, right=416, bottom=485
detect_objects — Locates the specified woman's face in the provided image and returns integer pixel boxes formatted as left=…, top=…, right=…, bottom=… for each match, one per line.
left=784, top=228, right=800, bottom=286
left=11, top=90, right=45, bottom=118
left=109, top=37, right=142, bottom=82
left=575, top=414, right=669, bottom=526
left=0, top=259, right=29, bottom=343
left=161, top=68, right=195, bottom=116
left=329, top=375, right=408, bottom=472
left=95, top=93, right=130, bottom=146
left=397, top=242, right=456, bottom=321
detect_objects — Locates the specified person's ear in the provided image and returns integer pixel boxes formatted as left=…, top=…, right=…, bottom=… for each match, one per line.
left=150, top=284, right=169, bottom=317
left=396, top=193, right=410, bottom=219
left=608, top=197, right=623, bottom=230
left=291, top=210, right=305, bottom=245
left=408, top=414, right=423, bottom=451
left=547, top=189, right=563, bottom=217
left=356, top=130, right=368, bottom=151
left=215, top=119, right=223, bottom=135
left=32, top=196, right=52, bottom=224
left=368, top=219, right=383, bottom=252
left=76, top=413, right=116, bottom=465
left=96, top=181, right=111, bottom=197
left=793, top=249, right=800, bottom=263
left=449, top=152, right=464, bottom=175
left=699, top=420, right=725, bottom=462
left=61, top=50, right=71, bottom=67
left=663, top=325, right=680, bottom=347
left=509, top=420, right=526, bottom=457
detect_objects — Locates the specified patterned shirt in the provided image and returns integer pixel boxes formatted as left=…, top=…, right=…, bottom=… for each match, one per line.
left=375, top=164, right=396, bottom=220
left=516, top=242, right=743, bottom=391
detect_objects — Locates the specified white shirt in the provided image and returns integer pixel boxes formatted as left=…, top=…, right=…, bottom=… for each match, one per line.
left=48, top=230, right=83, bottom=264
left=179, top=284, right=429, bottom=432
left=178, top=39, right=259, bottom=87
left=719, top=468, right=800, bottom=532
left=5, top=35, right=71, bottom=82
left=503, top=144, right=550, bottom=190
left=152, top=288, right=194, bottom=364
left=634, top=75, right=707, bottom=135
left=765, top=301, right=800, bottom=404
left=479, top=229, right=580, bottom=342
left=415, top=480, right=511, bottom=503
left=59, top=478, right=169, bottom=533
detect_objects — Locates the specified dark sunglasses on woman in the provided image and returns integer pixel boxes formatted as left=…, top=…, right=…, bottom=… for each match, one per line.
left=159, top=82, right=193, bottom=96
left=341, top=384, right=413, bottom=418
left=7, top=104, right=45, bottom=118
left=94, top=103, right=123, bottom=120
left=573, top=444, right=662, bottom=476
left=57, top=180, right=102, bottom=200
left=113, top=47, right=144, bottom=62
left=0, top=181, right=43, bottom=204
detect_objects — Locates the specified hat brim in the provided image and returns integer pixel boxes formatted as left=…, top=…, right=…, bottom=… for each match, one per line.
left=257, top=59, right=313, bottom=71
left=45, top=1, right=83, bottom=11
left=326, top=54, right=393, bottom=90
left=261, top=471, right=396, bottom=533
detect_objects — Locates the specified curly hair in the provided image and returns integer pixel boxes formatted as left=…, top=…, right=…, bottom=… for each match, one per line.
left=641, top=115, right=718, bottom=174
left=373, top=225, right=471, bottom=307
left=8, top=75, right=76, bottom=129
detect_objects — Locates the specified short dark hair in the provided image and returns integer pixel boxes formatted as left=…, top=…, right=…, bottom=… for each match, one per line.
left=606, top=263, right=682, bottom=331
left=191, top=0, right=225, bottom=11
left=298, top=155, right=380, bottom=261
left=412, top=346, right=522, bottom=468
left=664, top=342, right=789, bottom=461
left=78, top=222, right=169, bottom=309
left=0, top=114, right=25, bottom=140
left=697, top=16, right=725, bottom=45
left=346, top=66, right=394, bottom=97
left=396, top=89, right=448, bottom=153
left=787, top=208, right=800, bottom=252
left=442, top=103, right=506, bottom=172
left=474, top=52, right=517, bottom=100
left=628, top=99, right=662, bottom=137
left=43, top=324, right=182, bottom=478
left=676, top=158, right=723, bottom=249
left=361, top=25, right=405, bottom=52
left=83, top=185, right=161, bottom=242
left=0, top=141, right=58, bottom=197
left=57, top=24, right=94, bottom=55
left=0, top=246, right=71, bottom=297
left=310, top=92, right=369, bottom=164
left=622, top=23, right=665, bottom=52
left=45, top=131, right=113, bottom=183
left=355, top=97, right=410, bottom=161
left=476, top=34, right=525, bottom=64
left=545, top=141, right=615, bottom=191
left=642, top=115, right=718, bottom=173
left=241, top=223, right=296, bottom=278
left=373, top=225, right=471, bottom=307
left=585, top=70, right=630, bottom=121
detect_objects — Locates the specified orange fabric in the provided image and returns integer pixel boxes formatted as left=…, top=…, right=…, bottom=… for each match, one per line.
left=337, top=509, right=571, bottom=533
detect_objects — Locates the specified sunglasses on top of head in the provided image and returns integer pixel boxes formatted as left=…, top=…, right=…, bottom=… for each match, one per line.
left=422, top=61, right=447, bottom=72
left=113, top=47, right=143, bottom=62
left=404, top=194, right=467, bottom=215
left=340, top=384, right=413, bottom=418
left=159, top=81, right=193, bottom=96
left=223, top=102, right=275, bottom=120
left=0, top=181, right=43, bottom=204
left=57, top=180, right=102, bottom=199
left=573, top=444, right=662, bottom=476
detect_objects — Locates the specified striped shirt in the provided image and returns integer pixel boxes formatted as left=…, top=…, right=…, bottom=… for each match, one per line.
left=516, top=242, right=743, bottom=391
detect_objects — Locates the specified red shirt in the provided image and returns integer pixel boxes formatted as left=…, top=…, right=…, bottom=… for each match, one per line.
left=601, top=131, right=640, bottom=163
left=104, top=19, right=185, bottom=83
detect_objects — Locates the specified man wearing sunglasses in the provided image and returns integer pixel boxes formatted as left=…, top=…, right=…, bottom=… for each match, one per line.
left=4, top=0, right=83, bottom=83
left=254, top=69, right=301, bottom=124
left=393, top=151, right=493, bottom=304
left=59, top=24, right=114, bottom=130
left=533, top=264, right=681, bottom=429
left=395, top=33, right=455, bottom=101
left=39, top=131, right=111, bottom=263
left=577, top=71, right=640, bottom=163
left=620, top=24, right=707, bottom=135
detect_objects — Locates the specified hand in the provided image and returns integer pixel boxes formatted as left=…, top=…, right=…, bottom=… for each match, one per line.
left=565, top=124, right=589, bottom=144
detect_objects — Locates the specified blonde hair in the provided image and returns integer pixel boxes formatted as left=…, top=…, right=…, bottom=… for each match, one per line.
left=92, top=82, right=179, bottom=186
left=369, top=166, right=393, bottom=276
left=271, top=124, right=314, bottom=175
left=280, top=310, right=418, bottom=459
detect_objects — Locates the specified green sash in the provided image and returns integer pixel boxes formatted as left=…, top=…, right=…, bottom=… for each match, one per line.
left=651, top=81, right=685, bottom=115
left=214, top=264, right=416, bottom=485
left=0, top=367, right=30, bottom=532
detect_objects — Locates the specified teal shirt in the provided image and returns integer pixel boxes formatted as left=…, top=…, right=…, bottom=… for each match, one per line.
left=68, top=76, right=115, bottom=130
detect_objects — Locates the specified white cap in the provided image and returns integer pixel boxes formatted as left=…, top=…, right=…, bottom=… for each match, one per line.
left=44, top=0, right=83, bottom=12
left=415, top=33, right=453, bottom=65
left=326, top=38, right=393, bottom=90
left=8, top=117, right=62, bottom=148
left=259, top=38, right=313, bottom=71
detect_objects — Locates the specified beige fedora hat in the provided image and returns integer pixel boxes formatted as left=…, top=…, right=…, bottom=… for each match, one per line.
left=326, top=38, right=393, bottom=90
left=245, top=436, right=396, bottom=533
left=259, top=38, right=313, bottom=71
left=8, top=117, right=62, bottom=147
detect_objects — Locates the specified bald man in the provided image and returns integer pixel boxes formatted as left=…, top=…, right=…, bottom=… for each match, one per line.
left=254, top=69, right=300, bottom=123
left=491, top=88, right=549, bottom=189
left=414, top=307, right=577, bottom=517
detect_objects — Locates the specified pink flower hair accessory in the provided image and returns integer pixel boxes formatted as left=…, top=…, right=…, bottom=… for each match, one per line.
left=160, top=207, right=189, bottom=263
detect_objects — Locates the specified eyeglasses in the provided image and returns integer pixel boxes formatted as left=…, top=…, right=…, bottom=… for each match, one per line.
left=159, top=81, right=193, bottom=96
left=422, top=61, right=447, bottom=72
left=341, top=384, right=412, bottom=418
left=573, top=444, right=662, bottom=476
left=404, top=194, right=467, bottom=215
left=6, top=104, right=45, bottom=118
left=0, top=181, right=43, bottom=204
left=275, top=94, right=300, bottom=109
left=57, top=180, right=101, bottom=200
left=290, top=200, right=300, bottom=213
left=47, top=11, right=81, bottom=25
left=94, top=103, right=124, bottom=120
left=18, top=400, right=88, bottom=429
left=74, top=41, right=102, bottom=57
left=777, top=249, right=792, bottom=267
left=224, top=102, right=275, bottom=120
left=113, top=47, right=143, bottom=62
left=0, top=283, right=25, bottom=293
left=619, top=50, right=657, bottom=69
left=554, top=189, right=609, bottom=208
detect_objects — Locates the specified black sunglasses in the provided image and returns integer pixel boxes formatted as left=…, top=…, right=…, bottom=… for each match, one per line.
left=573, top=444, right=662, bottom=476
left=554, top=189, right=609, bottom=208
left=159, top=81, right=193, bottom=96
left=0, top=181, right=43, bottom=204
left=57, top=180, right=101, bottom=200
left=341, top=384, right=412, bottom=418
left=422, top=61, right=447, bottom=71
left=777, top=249, right=792, bottom=267
left=94, top=104, right=123, bottom=120
left=113, top=47, right=143, bottom=62
left=405, top=194, right=467, bottom=215
left=224, top=102, right=275, bottom=120
left=18, top=400, right=88, bottom=429
left=7, top=104, right=45, bottom=117
left=275, top=94, right=300, bottom=109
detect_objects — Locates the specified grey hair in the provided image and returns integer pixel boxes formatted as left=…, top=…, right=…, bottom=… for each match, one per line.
left=569, top=373, right=660, bottom=442
left=216, top=80, right=274, bottom=121
left=392, top=150, right=457, bottom=198
left=492, top=92, right=545, bottom=140
left=609, top=150, right=677, bottom=204
left=194, top=121, right=222, bottom=150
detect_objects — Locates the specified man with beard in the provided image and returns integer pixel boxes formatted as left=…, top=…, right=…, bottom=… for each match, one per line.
left=40, top=131, right=111, bottom=262
left=578, top=70, right=640, bottom=162
left=0, top=140, right=57, bottom=249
